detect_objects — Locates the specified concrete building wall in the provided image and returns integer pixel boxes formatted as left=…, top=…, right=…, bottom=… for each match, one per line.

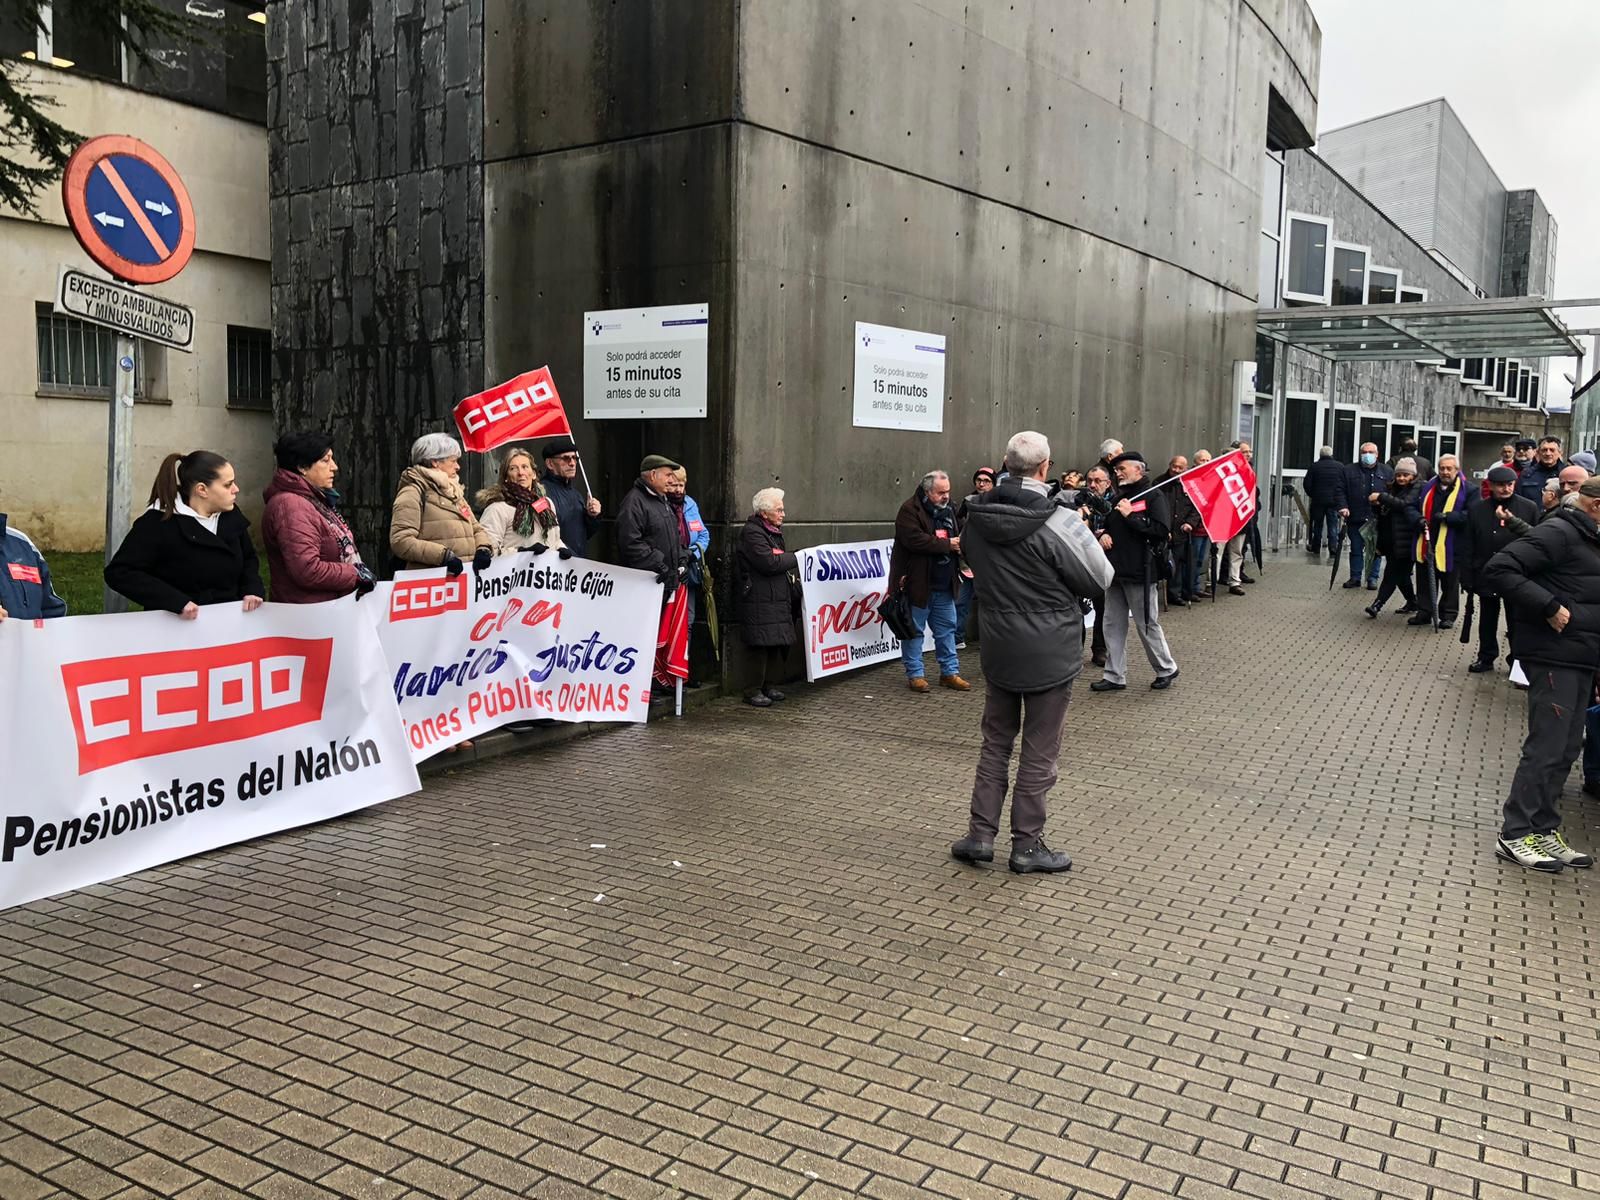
left=1318, top=98, right=1513, bottom=297
left=0, top=68, right=272, bottom=551
left=481, top=0, right=1319, bottom=549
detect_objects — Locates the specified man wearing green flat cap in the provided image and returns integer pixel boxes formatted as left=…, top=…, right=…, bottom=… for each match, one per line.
left=617, top=453, right=685, bottom=589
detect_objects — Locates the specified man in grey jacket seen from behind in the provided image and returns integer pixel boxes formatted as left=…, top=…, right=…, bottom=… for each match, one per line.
left=951, top=430, right=1115, bottom=874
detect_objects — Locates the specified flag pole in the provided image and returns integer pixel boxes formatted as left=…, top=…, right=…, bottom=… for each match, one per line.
left=1124, top=448, right=1248, bottom=504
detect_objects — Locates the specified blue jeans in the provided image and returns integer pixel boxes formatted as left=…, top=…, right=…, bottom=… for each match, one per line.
left=954, top=576, right=974, bottom=638
left=1584, top=705, right=1600, bottom=784
left=1309, top=504, right=1341, bottom=553
left=1347, top=520, right=1381, bottom=584
left=1188, top=536, right=1211, bottom=594
left=902, top=590, right=960, bottom=679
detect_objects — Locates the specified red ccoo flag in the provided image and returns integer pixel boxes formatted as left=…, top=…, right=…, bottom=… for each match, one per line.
left=652, top=585, right=691, bottom=691
left=452, top=367, right=571, bottom=454
left=1179, top=449, right=1259, bottom=544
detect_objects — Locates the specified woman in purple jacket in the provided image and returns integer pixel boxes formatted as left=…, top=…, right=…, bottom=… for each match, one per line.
left=261, top=430, right=375, bottom=604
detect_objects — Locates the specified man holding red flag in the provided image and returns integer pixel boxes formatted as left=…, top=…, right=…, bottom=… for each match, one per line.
left=1091, top=452, right=1180, bottom=693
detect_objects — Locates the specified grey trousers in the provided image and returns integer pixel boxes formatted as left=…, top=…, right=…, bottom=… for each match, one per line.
left=968, top=680, right=1073, bottom=848
left=1502, top=665, right=1589, bottom=838
left=1101, top=581, right=1178, bottom=685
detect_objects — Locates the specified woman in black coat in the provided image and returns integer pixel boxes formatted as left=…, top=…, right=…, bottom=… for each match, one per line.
left=734, top=487, right=798, bottom=708
left=106, top=450, right=266, bottom=618
left=1365, top=458, right=1421, bottom=619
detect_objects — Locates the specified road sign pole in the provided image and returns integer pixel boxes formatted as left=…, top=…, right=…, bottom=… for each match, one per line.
left=102, top=333, right=136, bottom=615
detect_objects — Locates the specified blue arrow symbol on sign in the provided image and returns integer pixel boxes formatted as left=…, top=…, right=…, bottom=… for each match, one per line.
left=94, top=211, right=125, bottom=228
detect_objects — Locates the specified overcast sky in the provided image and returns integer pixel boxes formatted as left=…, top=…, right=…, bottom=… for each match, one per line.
left=1310, top=0, right=1599, bottom=398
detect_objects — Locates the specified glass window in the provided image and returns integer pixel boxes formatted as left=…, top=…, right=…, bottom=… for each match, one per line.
left=1399, top=287, right=1427, bottom=303
left=1331, top=246, right=1367, bottom=306
left=51, top=0, right=120, bottom=78
left=1261, top=152, right=1284, bottom=236
left=1494, top=359, right=1509, bottom=394
left=126, top=1, right=267, bottom=124
left=1418, top=430, right=1439, bottom=463
left=1330, top=409, right=1357, bottom=462
left=1439, top=434, right=1459, bottom=460
left=1258, top=231, right=1279, bottom=307
left=1389, top=423, right=1416, bottom=460
left=1283, top=396, right=1319, bottom=472
left=1367, top=269, right=1399, bottom=305
left=0, top=6, right=35, bottom=58
left=37, top=302, right=115, bottom=395
left=1518, top=367, right=1533, bottom=405
left=1254, top=334, right=1276, bottom=396
left=227, top=325, right=272, bottom=410
left=1358, top=416, right=1388, bottom=455
left=1440, top=358, right=1461, bottom=373
left=1530, top=375, right=1542, bottom=408
left=1284, top=216, right=1330, bottom=302
left=1462, top=358, right=1485, bottom=384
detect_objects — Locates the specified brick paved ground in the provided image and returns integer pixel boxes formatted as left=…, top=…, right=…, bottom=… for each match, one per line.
left=3, top=556, right=1600, bottom=1200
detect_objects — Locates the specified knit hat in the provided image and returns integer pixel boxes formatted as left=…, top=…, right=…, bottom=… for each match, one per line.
left=1394, top=457, right=1418, bottom=475
left=1573, top=450, right=1597, bottom=473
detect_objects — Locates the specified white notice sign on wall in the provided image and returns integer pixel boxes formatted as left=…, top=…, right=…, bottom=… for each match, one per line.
left=583, top=303, right=709, bottom=419
left=852, top=321, right=947, bottom=432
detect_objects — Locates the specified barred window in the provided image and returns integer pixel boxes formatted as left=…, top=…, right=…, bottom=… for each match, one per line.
left=227, top=325, right=272, bottom=410
left=36, top=303, right=119, bottom=396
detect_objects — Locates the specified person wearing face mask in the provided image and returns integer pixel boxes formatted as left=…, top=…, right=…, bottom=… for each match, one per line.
left=106, top=450, right=265, bottom=619
left=1407, top=454, right=1471, bottom=629
left=1483, top=475, right=1600, bottom=873
left=1515, top=437, right=1567, bottom=507
left=261, top=430, right=376, bottom=604
left=890, top=469, right=967, bottom=692
left=1337, top=442, right=1392, bottom=590
left=477, top=445, right=568, bottom=558
left=1363, top=459, right=1422, bottom=619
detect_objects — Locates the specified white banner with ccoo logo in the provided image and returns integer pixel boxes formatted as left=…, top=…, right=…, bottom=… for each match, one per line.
left=797, top=539, right=905, bottom=681
left=372, top=553, right=663, bottom=762
left=0, top=597, right=420, bottom=911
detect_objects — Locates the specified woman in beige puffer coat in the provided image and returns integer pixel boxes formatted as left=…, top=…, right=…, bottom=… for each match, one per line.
left=389, top=432, right=493, bottom=572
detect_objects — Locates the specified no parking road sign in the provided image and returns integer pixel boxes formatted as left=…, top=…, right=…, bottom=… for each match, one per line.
left=62, top=135, right=196, bottom=285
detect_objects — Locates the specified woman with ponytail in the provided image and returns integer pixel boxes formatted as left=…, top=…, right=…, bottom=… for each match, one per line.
left=477, top=445, right=569, bottom=558
left=105, top=450, right=265, bottom=619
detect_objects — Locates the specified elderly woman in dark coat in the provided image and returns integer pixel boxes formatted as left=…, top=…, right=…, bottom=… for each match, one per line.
left=734, top=487, right=798, bottom=708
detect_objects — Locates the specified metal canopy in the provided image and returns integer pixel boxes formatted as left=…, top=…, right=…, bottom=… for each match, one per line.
left=1256, top=297, right=1592, bottom=362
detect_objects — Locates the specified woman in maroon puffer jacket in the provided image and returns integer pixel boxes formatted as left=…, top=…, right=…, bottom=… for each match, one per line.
left=261, top=430, right=375, bottom=604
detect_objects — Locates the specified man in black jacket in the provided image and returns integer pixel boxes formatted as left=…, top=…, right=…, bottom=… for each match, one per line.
left=540, top=439, right=602, bottom=558
left=1092, top=452, right=1179, bottom=692
left=953, top=430, right=1113, bottom=874
left=1461, top=466, right=1539, bottom=672
left=1337, top=442, right=1393, bottom=589
left=1483, top=476, right=1600, bottom=873
left=1514, top=436, right=1566, bottom=506
left=1302, top=445, right=1345, bottom=556
left=615, top=454, right=684, bottom=590
left=1153, top=455, right=1193, bottom=605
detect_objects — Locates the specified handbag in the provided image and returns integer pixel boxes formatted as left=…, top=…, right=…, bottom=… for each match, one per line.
left=877, top=581, right=919, bottom=641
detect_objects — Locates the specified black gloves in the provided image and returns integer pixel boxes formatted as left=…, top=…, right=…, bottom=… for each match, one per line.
left=473, top=547, right=493, bottom=572
left=531, top=542, right=550, bottom=556
left=676, top=563, right=688, bottom=580
left=353, top=563, right=376, bottom=599
left=557, top=546, right=574, bottom=560
left=654, top=569, right=670, bottom=584
left=442, top=552, right=464, bottom=577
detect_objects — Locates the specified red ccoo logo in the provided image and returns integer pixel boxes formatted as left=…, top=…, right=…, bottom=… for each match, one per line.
left=820, top=645, right=851, bottom=671
left=61, top=638, right=334, bottom=774
left=390, top=575, right=468, bottom=621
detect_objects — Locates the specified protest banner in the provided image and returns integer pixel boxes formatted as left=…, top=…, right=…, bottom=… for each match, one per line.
left=0, top=598, right=420, bottom=912
left=374, top=552, right=662, bottom=760
left=797, top=540, right=905, bottom=681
